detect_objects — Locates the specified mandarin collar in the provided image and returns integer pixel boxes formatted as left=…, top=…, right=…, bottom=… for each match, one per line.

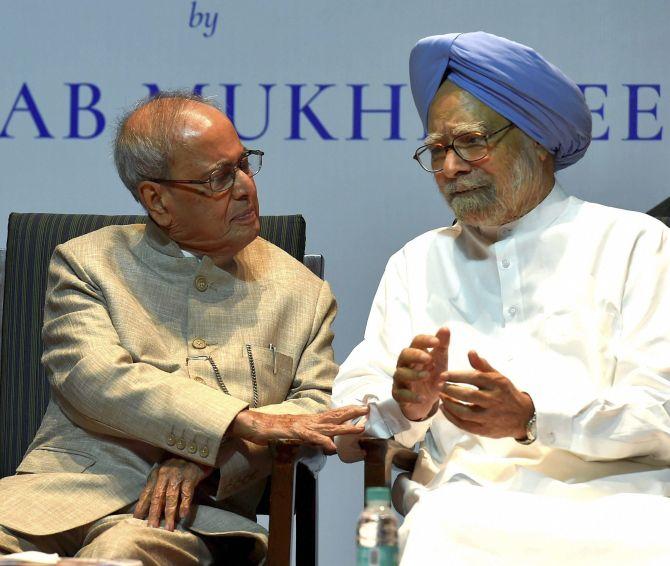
left=143, top=218, right=186, bottom=258
left=462, top=184, right=569, bottom=242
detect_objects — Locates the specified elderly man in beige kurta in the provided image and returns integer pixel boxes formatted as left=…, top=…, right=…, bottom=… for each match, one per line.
left=0, top=92, right=365, bottom=564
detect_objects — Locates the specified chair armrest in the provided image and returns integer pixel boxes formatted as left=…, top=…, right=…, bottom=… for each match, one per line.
left=266, top=440, right=325, bottom=566
left=359, top=437, right=418, bottom=490
left=269, top=438, right=326, bottom=474
left=303, top=254, right=324, bottom=279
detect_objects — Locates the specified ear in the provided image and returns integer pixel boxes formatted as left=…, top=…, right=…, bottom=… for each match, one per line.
left=137, top=181, right=172, bottom=228
left=533, top=141, right=551, bottom=163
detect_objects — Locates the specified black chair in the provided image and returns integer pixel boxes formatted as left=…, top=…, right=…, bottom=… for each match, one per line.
left=0, top=212, right=324, bottom=566
left=647, top=197, right=670, bottom=221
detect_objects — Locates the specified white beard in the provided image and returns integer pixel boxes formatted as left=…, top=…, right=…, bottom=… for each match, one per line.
left=438, top=140, right=545, bottom=226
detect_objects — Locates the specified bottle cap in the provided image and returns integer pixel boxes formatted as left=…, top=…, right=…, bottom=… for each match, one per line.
left=365, top=486, right=391, bottom=506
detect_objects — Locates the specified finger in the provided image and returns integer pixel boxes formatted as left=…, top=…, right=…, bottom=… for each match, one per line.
left=134, top=485, right=153, bottom=519
left=435, top=326, right=451, bottom=346
left=441, top=370, right=492, bottom=390
left=440, top=396, right=485, bottom=422
left=432, top=327, right=451, bottom=372
left=468, top=350, right=496, bottom=373
left=441, top=383, right=490, bottom=406
left=134, top=468, right=158, bottom=519
left=319, top=405, right=369, bottom=422
left=302, top=430, right=337, bottom=453
left=397, top=347, right=433, bottom=368
left=392, top=385, right=424, bottom=404
left=441, top=403, right=485, bottom=433
left=409, top=334, right=442, bottom=350
left=394, top=366, right=431, bottom=383
left=163, top=478, right=182, bottom=532
left=147, top=473, right=169, bottom=528
left=179, top=480, right=196, bottom=522
left=314, top=423, right=366, bottom=437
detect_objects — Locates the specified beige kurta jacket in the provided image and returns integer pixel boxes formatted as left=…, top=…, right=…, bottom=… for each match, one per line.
left=0, top=221, right=337, bottom=543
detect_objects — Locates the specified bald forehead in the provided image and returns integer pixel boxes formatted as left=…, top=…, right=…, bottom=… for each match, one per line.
left=127, top=98, right=229, bottom=137
left=176, top=102, right=233, bottom=142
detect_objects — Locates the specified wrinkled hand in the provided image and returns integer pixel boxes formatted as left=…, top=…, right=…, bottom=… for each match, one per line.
left=134, top=458, right=213, bottom=531
left=229, top=405, right=369, bottom=453
left=440, top=350, right=534, bottom=439
left=393, top=327, right=450, bottom=421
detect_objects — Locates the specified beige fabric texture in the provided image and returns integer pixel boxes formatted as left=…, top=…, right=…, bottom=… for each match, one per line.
left=0, top=221, right=337, bottom=550
left=0, top=514, right=214, bottom=565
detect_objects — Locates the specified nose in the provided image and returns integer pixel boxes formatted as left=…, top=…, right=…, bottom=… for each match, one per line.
left=231, top=168, right=255, bottom=199
left=437, top=148, right=472, bottom=181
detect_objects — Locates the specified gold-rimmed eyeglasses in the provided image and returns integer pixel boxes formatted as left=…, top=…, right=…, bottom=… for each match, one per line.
left=413, top=124, right=514, bottom=173
left=146, top=149, right=264, bottom=195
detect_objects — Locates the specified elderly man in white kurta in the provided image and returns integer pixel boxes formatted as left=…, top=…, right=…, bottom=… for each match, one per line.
left=333, top=32, right=670, bottom=564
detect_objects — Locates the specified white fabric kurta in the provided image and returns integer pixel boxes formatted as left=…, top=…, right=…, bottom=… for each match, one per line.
left=333, top=186, right=670, bottom=564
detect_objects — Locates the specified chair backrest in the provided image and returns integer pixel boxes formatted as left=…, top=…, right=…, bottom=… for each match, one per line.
left=0, top=212, right=309, bottom=477
left=647, top=197, right=670, bottom=219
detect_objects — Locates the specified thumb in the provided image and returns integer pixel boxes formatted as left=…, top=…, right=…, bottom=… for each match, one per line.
left=433, top=327, right=451, bottom=371
left=435, top=327, right=451, bottom=351
left=468, top=350, right=495, bottom=372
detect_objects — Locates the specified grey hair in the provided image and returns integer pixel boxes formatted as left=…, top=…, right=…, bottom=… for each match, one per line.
left=113, top=90, right=222, bottom=202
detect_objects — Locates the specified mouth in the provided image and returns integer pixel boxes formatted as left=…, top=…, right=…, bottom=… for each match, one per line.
left=231, top=208, right=257, bottom=224
left=454, top=185, right=486, bottom=194
left=443, top=184, right=486, bottom=197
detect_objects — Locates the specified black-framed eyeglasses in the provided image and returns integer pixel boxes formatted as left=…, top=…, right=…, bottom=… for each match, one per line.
left=413, top=123, right=514, bottom=173
left=146, top=149, right=264, bottom=195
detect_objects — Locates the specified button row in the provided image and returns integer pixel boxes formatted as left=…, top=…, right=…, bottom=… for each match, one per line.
left=166, top=433, right=210, bottom=458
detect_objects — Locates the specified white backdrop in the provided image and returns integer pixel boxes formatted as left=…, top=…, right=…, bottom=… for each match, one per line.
left=1, top=1, right=668, bottom=563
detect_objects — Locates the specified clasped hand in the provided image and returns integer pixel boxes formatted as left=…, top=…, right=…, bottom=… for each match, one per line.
left=394, top=327, right=534, bottom=439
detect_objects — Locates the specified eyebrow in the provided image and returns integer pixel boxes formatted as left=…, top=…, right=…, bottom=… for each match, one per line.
left=208, top=147, right=249, bottom=172
left=424, top=121, right=487, bottom=145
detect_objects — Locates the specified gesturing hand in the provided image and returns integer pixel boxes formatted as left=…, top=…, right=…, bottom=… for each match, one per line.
left=393, top=327, right=450, bottom=421
left=134, top=458, right=213, bottom=531
left=440, top=350, right=534, bottom=439
left=229, top=405, right=369, bottom=453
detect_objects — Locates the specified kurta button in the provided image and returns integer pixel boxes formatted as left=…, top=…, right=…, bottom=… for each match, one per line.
left=502, top=259, right=510, bottom=269
left=200, top=446, right=210, bottom=458
left=188, top=443, right=198, bottom=454
left=192, top=338, right=207, bottom=349
left=194, top=376, right=205, bottom=384
left=166, top=434, right=176, bottom=446
left=176, top=439, right=185, bottom=450
left=194, top=276, right=208, bottom=291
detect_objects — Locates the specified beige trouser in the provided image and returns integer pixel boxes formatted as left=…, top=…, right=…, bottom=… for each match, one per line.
left=0, top=513, right=212, bottom=566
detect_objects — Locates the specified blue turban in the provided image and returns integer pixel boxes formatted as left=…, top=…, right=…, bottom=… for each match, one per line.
left=409, top=32, right=592, bottom=170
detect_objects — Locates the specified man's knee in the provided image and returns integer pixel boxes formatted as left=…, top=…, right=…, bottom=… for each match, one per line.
left=0, top=525, right=40, bottom=555
left=78, top=516, right=211, bottom=566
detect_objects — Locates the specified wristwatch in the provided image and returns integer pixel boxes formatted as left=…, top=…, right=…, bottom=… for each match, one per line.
left=516, top=410, right=537, bottom=445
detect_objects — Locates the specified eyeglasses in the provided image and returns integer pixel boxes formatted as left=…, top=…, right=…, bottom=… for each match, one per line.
left=413, top=124, right=514, bottom=173
left=146, top=149, right=264, bottom=195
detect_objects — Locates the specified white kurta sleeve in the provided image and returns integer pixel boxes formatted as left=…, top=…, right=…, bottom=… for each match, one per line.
left=333, top=252, right=436, bottom=451
left=531, top=225, right=670, bottom=463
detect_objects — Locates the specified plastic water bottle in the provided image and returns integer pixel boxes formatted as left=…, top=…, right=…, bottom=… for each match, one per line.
left=356, top=486, right=399, bottom=565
